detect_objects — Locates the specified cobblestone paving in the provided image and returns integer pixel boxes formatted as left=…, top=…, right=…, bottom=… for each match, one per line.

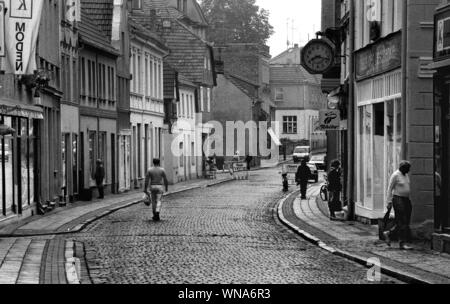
left=69, top=168, right=401, bottom=284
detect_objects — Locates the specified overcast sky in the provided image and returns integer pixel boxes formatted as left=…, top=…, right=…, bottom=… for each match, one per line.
left=255, top=0, right=322, bottom=57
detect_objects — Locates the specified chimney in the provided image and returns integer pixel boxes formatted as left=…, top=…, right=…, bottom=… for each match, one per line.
left=150, top=9, right=156, bottom=30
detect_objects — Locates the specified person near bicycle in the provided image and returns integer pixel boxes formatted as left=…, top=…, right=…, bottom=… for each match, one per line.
left=327, top=159, right=343, bottom=220
left=296, top=159, right=311, bottom=200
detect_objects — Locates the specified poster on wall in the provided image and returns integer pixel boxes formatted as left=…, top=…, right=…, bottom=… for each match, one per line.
left=4, top=0, right=44, bottom=75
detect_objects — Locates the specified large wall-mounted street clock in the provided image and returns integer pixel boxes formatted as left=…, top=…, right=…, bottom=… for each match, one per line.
left=301, top=39, right=336, bottom=75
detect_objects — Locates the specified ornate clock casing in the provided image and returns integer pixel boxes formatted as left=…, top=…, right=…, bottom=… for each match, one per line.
left=301, top=39, right=336, bottom=75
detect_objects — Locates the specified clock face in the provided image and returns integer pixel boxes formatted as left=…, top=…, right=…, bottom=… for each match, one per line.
left=301, top=40, right=335, bottom=74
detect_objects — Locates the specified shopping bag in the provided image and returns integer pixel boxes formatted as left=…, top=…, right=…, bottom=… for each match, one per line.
left=143, top=193, right=151, bottom=207
left=378, top=207, right=398, bottom=241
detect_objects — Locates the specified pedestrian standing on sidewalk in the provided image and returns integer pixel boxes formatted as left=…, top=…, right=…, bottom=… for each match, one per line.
left=296, top=159, right=311, bottom=200
left=327, top=160, right=342, bottom=220
left=245, top=154, right=253, bottom=171
left=144, top=159, right=169, bottom=222
left=384, top=161, right=414, bottom=250
left=94, top=159, right=105, bottom=200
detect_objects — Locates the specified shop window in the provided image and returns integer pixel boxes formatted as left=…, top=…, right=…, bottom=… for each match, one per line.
left=72, top=134, right=78, bottom=195
left=191, top=142, right=195, bottom=166
left=373, top=103, right=385, bottom=209
left=89, top=131, right=97, bottom=180
left=99, top=132, right=107, bottom=182
left=180, top=142, right=184, bottom=167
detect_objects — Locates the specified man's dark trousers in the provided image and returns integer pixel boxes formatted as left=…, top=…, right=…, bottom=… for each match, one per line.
left=393, top=195, right=412, bottom=243
left=300, top=181, right=308, bottom=199
left=97, top=182, right=104, bottom=199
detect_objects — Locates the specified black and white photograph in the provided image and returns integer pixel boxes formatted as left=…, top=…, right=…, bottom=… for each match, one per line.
left=0, top=0, right=449, bottom=295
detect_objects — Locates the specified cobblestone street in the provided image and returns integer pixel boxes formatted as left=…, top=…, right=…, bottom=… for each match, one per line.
left=69, top=168, right=400, bottom=284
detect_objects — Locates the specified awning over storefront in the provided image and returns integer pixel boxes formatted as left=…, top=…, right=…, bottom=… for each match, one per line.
left=0, top=98, right=44, bottom=120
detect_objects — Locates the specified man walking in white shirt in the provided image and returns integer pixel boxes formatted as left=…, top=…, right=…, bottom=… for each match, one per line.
left=384, top=161, right=413, bottom=250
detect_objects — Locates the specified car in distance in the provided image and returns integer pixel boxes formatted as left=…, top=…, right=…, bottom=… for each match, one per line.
left=293, top=146, right=311, bottom=163
left=309, top=154, right=326, bottom=171
left=307, top=163, right=319, bottom=183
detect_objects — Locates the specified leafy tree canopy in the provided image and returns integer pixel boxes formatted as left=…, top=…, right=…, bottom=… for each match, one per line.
left=200, top=0, right=274, bottom=45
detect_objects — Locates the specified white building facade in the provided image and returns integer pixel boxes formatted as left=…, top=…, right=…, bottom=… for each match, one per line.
left=129, top=29, right=168, bottom=189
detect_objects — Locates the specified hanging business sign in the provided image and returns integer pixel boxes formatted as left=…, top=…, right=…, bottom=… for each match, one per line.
left=4, top=0, right=44, bottom=75
left=318, top=109, right=340, bottom=130
left=0, top=2, right=5, bottom=57
left=355, top=31, right=401, bottom=81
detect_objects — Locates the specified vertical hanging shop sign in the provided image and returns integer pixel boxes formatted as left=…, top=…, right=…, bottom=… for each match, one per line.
left=4, top=0, right=44, bottom=75
left=0, top=2, right=5, bottom=57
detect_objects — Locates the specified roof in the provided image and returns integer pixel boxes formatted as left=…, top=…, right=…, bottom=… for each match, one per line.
left=270, top=65, right=321, bottom=85
left=80, top=0, right=114, bottom=40
left=78, top=10, right=119, bottom=56
left=128, top=16, right=169, bottom=53
left=137, top=0, right=215, bottom=85
left=224, top=73, right=258, bottom=100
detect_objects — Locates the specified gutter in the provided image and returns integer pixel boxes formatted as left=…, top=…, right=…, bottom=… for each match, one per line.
left=401, top=1, right=408, bottom=160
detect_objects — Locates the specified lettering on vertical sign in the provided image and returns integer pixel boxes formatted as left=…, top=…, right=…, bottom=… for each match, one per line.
left=10, top=0, right=32, bottom=19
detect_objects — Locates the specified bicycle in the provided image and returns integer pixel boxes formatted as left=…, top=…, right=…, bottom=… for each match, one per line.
left=320, top=174, right=328, bottom=201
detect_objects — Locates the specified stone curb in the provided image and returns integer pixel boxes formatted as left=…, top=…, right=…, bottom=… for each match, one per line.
left=276, top=191, right=433, bottom=285
left=0, top=178, right=235, bottom=238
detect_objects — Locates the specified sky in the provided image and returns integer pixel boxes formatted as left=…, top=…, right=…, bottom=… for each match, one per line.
left=255, top=0, right=322, bottom=57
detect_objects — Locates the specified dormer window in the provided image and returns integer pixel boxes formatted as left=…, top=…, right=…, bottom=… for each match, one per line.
left=132, top=0, right=142, bottom=10
left=177, top=0, right=187, bottom=12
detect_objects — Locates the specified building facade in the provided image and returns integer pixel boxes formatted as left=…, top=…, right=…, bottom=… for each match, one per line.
left=78, top=7, right=120, bottom=200
left=430, top=0, right=450, bottom=251
left=270, top=48, right=328, bottom=155
left=129, top=18, right=169, bottom=189
left=319, top=0, right=439, bottom=236
left=0, top=0, right=62, bottom=224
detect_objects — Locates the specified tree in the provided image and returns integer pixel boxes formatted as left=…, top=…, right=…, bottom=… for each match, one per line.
left=200, top=0, right=274, bottom=45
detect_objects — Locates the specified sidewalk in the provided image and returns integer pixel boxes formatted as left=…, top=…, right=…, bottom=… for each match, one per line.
left=278, top=185, right=450, bottom=284
left=0, top=174, right=234, bottom=238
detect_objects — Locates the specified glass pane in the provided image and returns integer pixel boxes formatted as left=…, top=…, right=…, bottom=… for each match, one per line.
left=395, top=99, right=402, bottom=168
left=358, top=107, right=364, bottom=203
left=364, top=105, right=372, bottom=202
left=62, top=134, right=66, bottom=189
left=89, top=131, right=96, bottom=179
left=4, top=117, right=14, bottom=213
left=386, top=100, right=395, bottom=201
left=373, top=103, right=385, bottom=210
left=21, top=122, right=29, bottom=207
left=29, top=124, right=35, bottom=205
left=73, top=134, right=78, bottom=194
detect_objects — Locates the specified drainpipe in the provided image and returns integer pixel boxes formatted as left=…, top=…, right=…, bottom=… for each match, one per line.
left=401, top=1, right=408, bottom=160
left=347, top=0, right=356, bottom=220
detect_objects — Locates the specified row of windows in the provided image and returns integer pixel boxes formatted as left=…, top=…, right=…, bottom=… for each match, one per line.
left=131, top=49, right=163, bottom=100
left=80, top=57, right=116, bottom=102
left=178, top=92, right=195, bottom=119
left=354, top=0, right=402, bottom=49
left=199, top=87, right=211, bottom=112
left=61, top=54, right=77, bottom=103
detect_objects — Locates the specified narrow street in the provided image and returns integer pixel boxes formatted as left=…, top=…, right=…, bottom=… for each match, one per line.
left=69, top=168, right=400, bottom=284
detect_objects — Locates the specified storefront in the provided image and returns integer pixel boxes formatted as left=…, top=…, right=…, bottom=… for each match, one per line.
left=354, top=32, right=403, bottom=221
left=0, top=100, right=43, bottom=221
left=431, top=4, right=450, bottom=235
